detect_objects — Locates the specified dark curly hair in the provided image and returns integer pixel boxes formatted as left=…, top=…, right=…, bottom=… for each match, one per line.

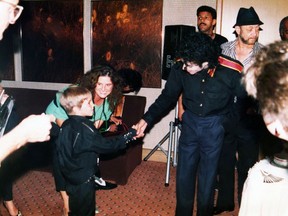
left=197, top=5, right=217, bottom=19
left=118, top=68, right=142, bottom=94
left=176, top=32, right=220, bottom=69
left=76, top=65, right=123, bottom=112
left=279, top=16, right=288, bottom=40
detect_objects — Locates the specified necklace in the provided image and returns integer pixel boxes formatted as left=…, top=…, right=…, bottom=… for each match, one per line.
left=271, top=151, right=288, bottom=168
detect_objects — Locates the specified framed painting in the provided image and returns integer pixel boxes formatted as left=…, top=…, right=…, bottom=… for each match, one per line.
left=20, top=0, right=84, bottom=83
left=92, top=0, right=163, bottom=88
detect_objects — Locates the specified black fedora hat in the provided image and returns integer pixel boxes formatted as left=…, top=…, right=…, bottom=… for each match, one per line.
left=233, top=7, right=263, bottom=27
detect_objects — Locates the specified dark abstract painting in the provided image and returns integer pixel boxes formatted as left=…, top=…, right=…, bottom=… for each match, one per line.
left=21, top=0, right=84, bottom=83
left=92, top=0, right=163, bottom=88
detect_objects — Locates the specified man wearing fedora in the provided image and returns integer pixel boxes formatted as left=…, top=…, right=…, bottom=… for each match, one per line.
left=214, top=6, right=265, bottom=215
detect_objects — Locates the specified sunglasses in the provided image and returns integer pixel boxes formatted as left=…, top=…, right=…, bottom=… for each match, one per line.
left=0, top=0, right=24, bottom=23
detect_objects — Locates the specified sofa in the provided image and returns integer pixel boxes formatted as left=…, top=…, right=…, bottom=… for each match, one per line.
left=4, top=87, right=146, bottom=185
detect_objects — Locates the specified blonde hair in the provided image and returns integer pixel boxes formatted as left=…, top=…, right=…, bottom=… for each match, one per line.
left=243, top=40, right=288, bottom=128
left=60, top=85, right=91, bottom=115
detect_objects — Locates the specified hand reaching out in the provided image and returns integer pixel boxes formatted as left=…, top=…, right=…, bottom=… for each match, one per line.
left=18, top=113, right=55, bottom=143
left=0, top=113, right=56, bottom=162
left=134, top=119, right=147, bottom=138
left=110, top=116, right=122, bottom=126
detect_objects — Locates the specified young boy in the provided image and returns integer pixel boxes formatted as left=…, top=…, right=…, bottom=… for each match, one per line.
left=56, top=85, right=136, bottom=216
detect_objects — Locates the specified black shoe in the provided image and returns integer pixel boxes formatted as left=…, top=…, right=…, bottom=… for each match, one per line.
left=95, top=177, right=117, bottom=190
left=213, top=207, right=234, bottom=215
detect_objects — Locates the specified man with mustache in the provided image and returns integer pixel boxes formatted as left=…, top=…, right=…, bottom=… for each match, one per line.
left=197, top=5, right=228, bottom=48
left=214, top=7, right=264, bottom=215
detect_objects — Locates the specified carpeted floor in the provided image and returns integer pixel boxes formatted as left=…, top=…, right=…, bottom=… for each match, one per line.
left=0, top=161, right=239, bottom=216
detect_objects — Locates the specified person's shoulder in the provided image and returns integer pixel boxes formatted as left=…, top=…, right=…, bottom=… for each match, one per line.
left=62, top=115, right=82, bottom=126
left=218, top=54, right=243, bottom=74
left=62, top=115, right=94, bottom=131
left=215, top=34, right=228, bottom=43
left=256, top=42, right=265, bottom=47
left=254, top=42, right=265, bottom=52
left=220, top=40, right=235, bottom=49
left=213, top=34, right=228, bottom=48
left=172, top=60, right=183, bottom=70
left=167, top=61, right=184, bottom=77
left=61, top=117, right=73, bottom=127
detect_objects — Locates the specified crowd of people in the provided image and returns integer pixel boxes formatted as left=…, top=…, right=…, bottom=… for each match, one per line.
left=135, top=5, right=288, bottom=216
left=45, top=65, right=142, bottom=215
left=1, top=1, right=141, bottom=215
left=1, top=0, right=288, bottom=216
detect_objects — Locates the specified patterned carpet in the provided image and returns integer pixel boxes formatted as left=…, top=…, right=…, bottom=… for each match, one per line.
left=0, top=161, right=239, bottom=216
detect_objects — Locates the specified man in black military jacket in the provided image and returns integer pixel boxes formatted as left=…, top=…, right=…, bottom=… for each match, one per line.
left=135, top=32, right=245, bottom=216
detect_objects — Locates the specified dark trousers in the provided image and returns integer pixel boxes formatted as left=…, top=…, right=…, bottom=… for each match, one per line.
left=52, top=141, right=66, bottom=192
left=0, top=110, right=20, bottom=201
left=67, top=181, right=96, bottom=216
left=175, top=111, right=224, bottom=216
left=216, top=120, right=259, bottom=209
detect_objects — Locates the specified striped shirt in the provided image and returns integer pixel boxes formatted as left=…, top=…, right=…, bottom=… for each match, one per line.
left=221, top=39, right=264, bottom=69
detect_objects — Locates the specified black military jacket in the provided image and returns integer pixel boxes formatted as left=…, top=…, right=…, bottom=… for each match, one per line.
left=143, top=55, right=245, bottom=125
left=56, top=115, right=135, bottom=185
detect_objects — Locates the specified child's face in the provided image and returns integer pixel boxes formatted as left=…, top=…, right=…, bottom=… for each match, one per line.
left=94, top=76, right=113, bottom=99
left=80, top=96, right=94, bottom=117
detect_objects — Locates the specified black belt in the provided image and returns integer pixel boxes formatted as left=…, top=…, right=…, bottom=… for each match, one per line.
left=84, top=175, right=98, bottom=184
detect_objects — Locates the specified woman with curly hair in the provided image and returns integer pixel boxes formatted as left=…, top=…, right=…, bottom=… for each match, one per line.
left=76, top=65, right=123, bottom=130
left=47, top=65, right=123, bottom=129
left=46, top=64, right=123, bottom=216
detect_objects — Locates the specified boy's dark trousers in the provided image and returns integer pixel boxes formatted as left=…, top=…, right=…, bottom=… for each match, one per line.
left=67, top=181, right=96, bottom=216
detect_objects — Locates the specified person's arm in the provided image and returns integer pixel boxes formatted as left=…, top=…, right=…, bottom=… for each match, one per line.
left=56, top=118, right=65, bottom=127
left=0, top=114, right=54, bottom=163
left=94, top=120, right=104, bottom=129
left=110, top=115, right=122, bottom=126
left=45, top=90, right=68, bottom=127
left=141, top=64, right=183, bottom=126
left=177, top=94, right=185, bottom=122
left=70, top=120, right=137, bottom=155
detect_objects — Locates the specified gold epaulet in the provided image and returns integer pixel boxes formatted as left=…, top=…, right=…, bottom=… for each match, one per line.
left=218, top=56, right=243, bottom=73
left=208, top=68, right=216, bottom=77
